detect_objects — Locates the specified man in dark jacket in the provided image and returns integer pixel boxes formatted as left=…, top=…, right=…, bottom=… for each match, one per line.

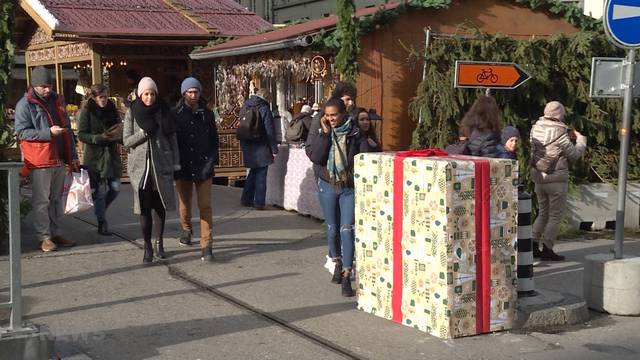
left=14, top=66, right=79, bottom=252
left=240, top=88, right=278, bottom=210
left=173, top=77, right=219, bottom=262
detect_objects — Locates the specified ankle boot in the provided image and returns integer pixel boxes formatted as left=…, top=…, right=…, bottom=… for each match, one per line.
left=143, top=241, right=153, bottom=264
left=540, top=244, right=565, bottom=261
left=98, top=221, right=113, bottom=236
left=341, top=271, right=355, bottom=297
left=201, top=247, right=214, bottom=262
left=155, top=238, right=166, bottom=259
left=331, top=260, right=343, bottom=284
left=532, top=241, right=542, bottom=258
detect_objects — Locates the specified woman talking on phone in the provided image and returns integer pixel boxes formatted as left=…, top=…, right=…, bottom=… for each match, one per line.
left=77, top=84, right=123, bottom=236
left=307, top=98, right=374, bottom=297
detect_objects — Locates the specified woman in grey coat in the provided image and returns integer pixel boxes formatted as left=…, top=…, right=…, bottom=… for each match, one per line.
left=123, top=77, right=180, bottom=264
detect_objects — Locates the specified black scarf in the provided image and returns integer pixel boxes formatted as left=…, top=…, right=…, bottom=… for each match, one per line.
left=87, top=98, right=118, bottom=128
left=131, top=97, right=176, bottom=135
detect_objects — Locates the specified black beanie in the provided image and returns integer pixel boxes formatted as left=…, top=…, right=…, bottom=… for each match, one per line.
left=31, top=66, right=53, bottom=87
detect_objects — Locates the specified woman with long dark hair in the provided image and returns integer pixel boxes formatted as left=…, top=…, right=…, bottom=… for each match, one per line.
left=307, top=98, right=374, bottom=297
left=459, top=95, right=503, bottom=157
left=123, top=77, right=180, bottom=264
left=351, top=107, right=381, bottom=153
left=77, top=84, right=122, bottom=236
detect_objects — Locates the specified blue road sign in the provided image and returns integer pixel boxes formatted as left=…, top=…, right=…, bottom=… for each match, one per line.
left=605, top=0, right=640, bottom=48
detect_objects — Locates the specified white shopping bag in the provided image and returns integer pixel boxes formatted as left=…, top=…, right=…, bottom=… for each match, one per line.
left=63, top=169, right=94, bottom=215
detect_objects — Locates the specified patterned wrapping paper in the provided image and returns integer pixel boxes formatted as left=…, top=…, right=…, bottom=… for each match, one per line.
left=354, top=152, right=518, bottom=339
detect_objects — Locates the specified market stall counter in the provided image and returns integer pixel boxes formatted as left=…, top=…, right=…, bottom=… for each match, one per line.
left=266, top=144, right=324, bottom=220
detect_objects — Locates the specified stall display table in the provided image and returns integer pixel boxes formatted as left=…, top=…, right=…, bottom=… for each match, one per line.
left=266, top=145, right=324, bottom=220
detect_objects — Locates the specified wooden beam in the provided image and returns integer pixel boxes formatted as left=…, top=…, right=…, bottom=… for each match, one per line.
left=27, top=40, right=74, bottom=51
left=19, top=0, right=54, bottom=35
left=27, top=55, right=92, bottom=67
left=25, top=56, right=31, bottom=87
left=91, top=51, right=102, bottom=84
left=55, top=62, right=62, bottom=95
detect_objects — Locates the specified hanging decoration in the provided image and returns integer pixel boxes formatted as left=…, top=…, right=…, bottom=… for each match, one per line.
left=311, top=55, right=328, bottom=80
left=214, top=56, right=316, bottom=120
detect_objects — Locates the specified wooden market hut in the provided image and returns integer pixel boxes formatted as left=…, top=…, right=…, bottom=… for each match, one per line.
left=189, top=0, right=579, bottom=151
left=13, top=0, right=272, bottom=177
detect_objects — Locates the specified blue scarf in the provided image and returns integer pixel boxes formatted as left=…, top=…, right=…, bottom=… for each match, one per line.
left=327, top=118, right=352, bottom=185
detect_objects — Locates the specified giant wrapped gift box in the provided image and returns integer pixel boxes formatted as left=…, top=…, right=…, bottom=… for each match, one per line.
left=354, top=150, right=518, bottom=338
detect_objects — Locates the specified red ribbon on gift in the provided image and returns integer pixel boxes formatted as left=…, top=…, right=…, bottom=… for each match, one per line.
left=391, top=151, right=492, bottom=334
left=391, top=148, right=447, bottom=324
left=473, top=158, right=491, bottom=334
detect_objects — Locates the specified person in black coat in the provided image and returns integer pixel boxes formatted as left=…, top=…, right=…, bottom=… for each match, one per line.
left=239, top=89, right=278, bottom=210
left=307, top=98, right=373, bottom=297
left=459, top=95, right=503, bottom=158
left=173, top=77, right=219, bottom=261
left=77, top=84, right=122, bottom=236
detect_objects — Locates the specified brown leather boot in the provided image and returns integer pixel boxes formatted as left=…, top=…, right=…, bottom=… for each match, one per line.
left=51, top=235, right=75, bottom=247
left=40, top=239, right=57, bottom=252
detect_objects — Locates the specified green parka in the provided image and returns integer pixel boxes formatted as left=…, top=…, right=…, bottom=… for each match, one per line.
left=77, top=98, right=122, bottom=179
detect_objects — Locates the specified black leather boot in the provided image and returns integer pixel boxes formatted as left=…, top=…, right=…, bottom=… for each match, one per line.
left=143, top=240, right=153, bottom=264
left=98, top=221, right=113, bottom=236
left=155, top=238, right=166, bottom=259
left=331, top=260, right=343, bottom=284
left=532, top=241, right=542, bottom=258
left=540, top=244, right=565, bottom=261
left=341, top=271, right=355, bottom=297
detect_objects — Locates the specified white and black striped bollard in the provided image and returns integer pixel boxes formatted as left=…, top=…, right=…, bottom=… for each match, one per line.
left=517, top=189, right=536, bottom=297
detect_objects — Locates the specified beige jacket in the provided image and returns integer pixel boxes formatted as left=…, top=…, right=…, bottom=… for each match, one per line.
left=530, top=117, right=586, bottom=184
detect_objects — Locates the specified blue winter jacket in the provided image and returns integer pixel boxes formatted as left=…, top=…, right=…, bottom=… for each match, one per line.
left=239, top=95, right=278, bottom=169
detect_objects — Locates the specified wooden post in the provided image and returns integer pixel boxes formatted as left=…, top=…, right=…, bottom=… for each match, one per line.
left=55, top=62, right=63, bottom=95
left=91, top=51, right=102, bottom=84
left=25, top=55, right=31, bottom=87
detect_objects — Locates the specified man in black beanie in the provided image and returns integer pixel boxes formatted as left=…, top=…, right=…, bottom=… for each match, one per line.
left=14, top=66, right=79, bottom=252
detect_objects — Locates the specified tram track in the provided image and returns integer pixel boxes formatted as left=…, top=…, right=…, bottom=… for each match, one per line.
left=73, top=215, right=366, bottom=360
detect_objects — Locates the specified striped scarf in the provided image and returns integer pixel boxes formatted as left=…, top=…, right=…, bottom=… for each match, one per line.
left=327, top=118, right=352, bottom=185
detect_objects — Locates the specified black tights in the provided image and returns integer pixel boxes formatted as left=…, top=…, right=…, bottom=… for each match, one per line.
left=139, top=189, right=166, bottom=244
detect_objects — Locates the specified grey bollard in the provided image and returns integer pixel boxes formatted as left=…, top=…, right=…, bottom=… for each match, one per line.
left=517, top=190, right=536, bottom=297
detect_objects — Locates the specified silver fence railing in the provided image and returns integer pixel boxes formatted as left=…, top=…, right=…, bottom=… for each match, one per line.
left=0, top=162, right=25, bottom=334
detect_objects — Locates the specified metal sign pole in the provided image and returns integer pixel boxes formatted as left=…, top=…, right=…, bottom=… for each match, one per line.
left=614, top=48, right=636, bottom=259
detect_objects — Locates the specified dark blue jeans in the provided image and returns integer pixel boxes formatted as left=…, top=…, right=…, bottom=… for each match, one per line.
left=242, top=166, right=268, bottom=208
left=93, top=178, right=120, bottom=223
left=317, top=178, right=355, bottom=269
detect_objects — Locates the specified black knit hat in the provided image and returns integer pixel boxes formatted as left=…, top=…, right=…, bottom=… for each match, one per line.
left=31, top=66, right=53, bottom=87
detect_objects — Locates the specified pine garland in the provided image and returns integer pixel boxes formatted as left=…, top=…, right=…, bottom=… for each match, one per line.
left=335, top=0, right=358, bottom=83
left=0, top=0, right=16, bottom=248
left=0, top=0, right=16, bottom=131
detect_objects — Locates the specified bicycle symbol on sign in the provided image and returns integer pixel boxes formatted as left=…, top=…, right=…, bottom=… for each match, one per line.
left=476, top=68, right=498, bottom=83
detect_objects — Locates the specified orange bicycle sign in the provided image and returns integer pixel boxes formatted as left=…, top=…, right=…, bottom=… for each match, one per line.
left=454, top=61, right=531, bottom=89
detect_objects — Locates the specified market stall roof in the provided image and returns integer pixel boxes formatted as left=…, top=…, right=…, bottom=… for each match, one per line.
left=20, top=0, right=273, bottom=40
left=190, top=2, right=401, bottom=59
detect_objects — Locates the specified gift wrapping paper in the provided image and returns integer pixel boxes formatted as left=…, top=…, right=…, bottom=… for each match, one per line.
left=354, top=152, right=518, bottom=338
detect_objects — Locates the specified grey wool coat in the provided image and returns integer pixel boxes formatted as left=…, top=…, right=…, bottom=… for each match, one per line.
left=123, top=108, right=180, bottom=214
